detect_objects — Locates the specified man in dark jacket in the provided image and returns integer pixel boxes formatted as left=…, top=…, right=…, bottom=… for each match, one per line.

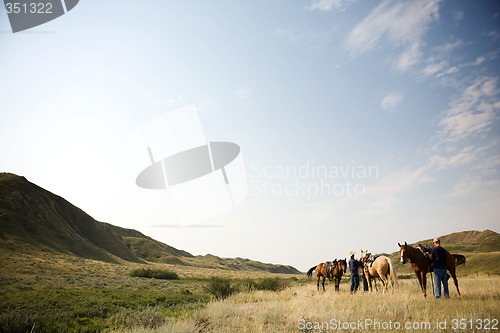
left=348, top=251, right=360, bottom=293
left=428, top=238, right=449, bottom=299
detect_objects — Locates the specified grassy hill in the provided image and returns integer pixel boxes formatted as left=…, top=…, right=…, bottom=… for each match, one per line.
left=0, top=173, right=300, bottom=274
left=0, top=173, right=139, bottom=263
left=385, top=230, right=500, bottom=277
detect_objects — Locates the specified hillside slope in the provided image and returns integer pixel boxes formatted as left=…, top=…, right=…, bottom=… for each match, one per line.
left=0, top=173, right=140, bottom=263
left=0, top=173, right=300, bottom=274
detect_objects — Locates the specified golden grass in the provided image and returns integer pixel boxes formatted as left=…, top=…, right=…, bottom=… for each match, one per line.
left=114, top=277, right=500, bottom=333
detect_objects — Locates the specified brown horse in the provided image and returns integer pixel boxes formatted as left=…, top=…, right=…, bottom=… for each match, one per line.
left=398, top=242, right=461, bottom=297
left=360, top=250, right=397, bottom=293
left=332, top=259, right=347, bottom=291
left=307, top=259, right=347, bottom=291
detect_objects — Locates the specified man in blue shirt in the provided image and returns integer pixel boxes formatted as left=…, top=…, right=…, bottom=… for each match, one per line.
left=428, top=238, right=449, bottom=299
left=348, top=251, right=360, bottom=293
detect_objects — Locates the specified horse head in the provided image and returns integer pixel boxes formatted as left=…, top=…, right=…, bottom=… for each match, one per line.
left=360, top=249, right=372, bottom=264
left=360, top=249, right=367, bottom=262
left=336, top=259, right=347, bottom=274
left=398, top=242, right=408, bottom=264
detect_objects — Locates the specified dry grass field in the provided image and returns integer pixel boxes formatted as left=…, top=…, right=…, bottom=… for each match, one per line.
left=114, top=276, right=500, bottom=333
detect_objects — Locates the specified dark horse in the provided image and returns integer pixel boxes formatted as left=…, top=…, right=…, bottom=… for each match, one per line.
left=307, top=259, right=347, bottom=291
left=398, top=242, right=461, bottom=298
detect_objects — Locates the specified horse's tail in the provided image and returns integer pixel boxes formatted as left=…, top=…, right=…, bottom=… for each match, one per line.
left=387, top=257, right=398, bottom=287
left=306, top=266, right=316, bottom=278
left=453, top=254, right=466, bottom=266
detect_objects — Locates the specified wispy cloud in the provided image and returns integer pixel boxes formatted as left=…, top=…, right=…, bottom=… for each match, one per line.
left=366, top=77, right=499, bottom=210
left=418, top=40, right=492, bottom=81
left=381, top=93, right=403, bottom=111
left=344, top=0, right=440, bottom=71
left=429, top=145, right=477, bottom=170
left=438, top=76, right=499, bottom=142
left=309, top=0, right=354, bottom=11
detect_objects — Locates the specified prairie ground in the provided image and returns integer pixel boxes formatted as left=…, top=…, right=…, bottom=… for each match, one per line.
left=1, top=251, right=499, bottom=332
left=115, top=276, right=500, bottom=333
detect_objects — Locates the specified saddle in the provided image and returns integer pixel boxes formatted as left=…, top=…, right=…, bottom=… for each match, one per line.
left=325, top=259, right=338, bottom=279
left=416, top=244, right=434, bottom=272
left=364, top=253, right=379, bottom=267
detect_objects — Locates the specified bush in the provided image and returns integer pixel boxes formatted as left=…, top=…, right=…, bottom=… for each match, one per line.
left=239, top=277, right=289, bottom=292
left=258, top=278, right=281, bottom=291
left=130, top=268, right=179, bottom=280
left=206, top=277, right=234, bottom=299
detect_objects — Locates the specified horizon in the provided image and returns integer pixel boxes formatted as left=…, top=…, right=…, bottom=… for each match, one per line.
left=1, top=0, right=499, bottom=272
left=3, top=171, right=498, bottom=271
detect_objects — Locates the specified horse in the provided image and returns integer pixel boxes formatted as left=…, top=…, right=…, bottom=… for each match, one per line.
left=360, top=250, right=397, bottom=293
left=306, top=259, right=347, bottom=292
left=398, top=242, right=461, bottom=298
left=332, top=259, right=347, bottom=291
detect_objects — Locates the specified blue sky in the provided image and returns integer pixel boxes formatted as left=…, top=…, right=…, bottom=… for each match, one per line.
left=1, top=0, right=499, bottom=271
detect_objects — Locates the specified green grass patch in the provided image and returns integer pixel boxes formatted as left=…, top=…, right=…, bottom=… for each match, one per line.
left=0, top=286, right=208, bottom=333
left=130, top=268, right=179, bottom=280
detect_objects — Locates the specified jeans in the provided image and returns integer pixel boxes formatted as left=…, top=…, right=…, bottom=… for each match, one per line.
left=350, top=272, right=359, bottom=292
left=434, top=268, right=449, bottom=298
left=362, top=273, right=369, bottom=291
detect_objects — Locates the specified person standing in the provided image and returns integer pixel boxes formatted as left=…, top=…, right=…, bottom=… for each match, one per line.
left=348, top=251, right=360, bottom=293
left=427, top=238, right=449, bottom=299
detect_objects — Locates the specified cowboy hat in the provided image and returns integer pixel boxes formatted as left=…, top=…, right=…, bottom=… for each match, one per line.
left=348, top=251, right=355, bottom=257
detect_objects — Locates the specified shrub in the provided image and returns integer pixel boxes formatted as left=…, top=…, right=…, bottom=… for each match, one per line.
left=258, top=278, right=280, bottom=291
left=239, top=278, right=289, bottom=292
left=205, top=277, right=234, bottom=299
left=130, top=268, right=179, bottom=280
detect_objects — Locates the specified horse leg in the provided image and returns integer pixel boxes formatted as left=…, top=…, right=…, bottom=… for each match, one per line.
left=415, top=271, right=425, bottom=297
left=379, top=273, right=388, bottom=293
left=422, top=272, right=427, bottom=298
left=322, top=276, right=326, bottom=292
left=316, top=275, right=320, bottom=292
left=449, top=268, right=460, bottom=296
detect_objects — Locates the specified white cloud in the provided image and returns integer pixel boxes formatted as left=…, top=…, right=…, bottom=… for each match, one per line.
left=422, top=60, right=448, bottom=77
left=473, top=56, right=486, bottom=66
left=381, top=93, right=403, bottom=111
left=344, top=0, right=440, bottom=71
left=419, top=41, right=463, bottom=79
left=428, top=145, right=477, bottom=170
left=309, top=0, right=354, bottom=11
left=438, top=77, right=500, bottom=142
